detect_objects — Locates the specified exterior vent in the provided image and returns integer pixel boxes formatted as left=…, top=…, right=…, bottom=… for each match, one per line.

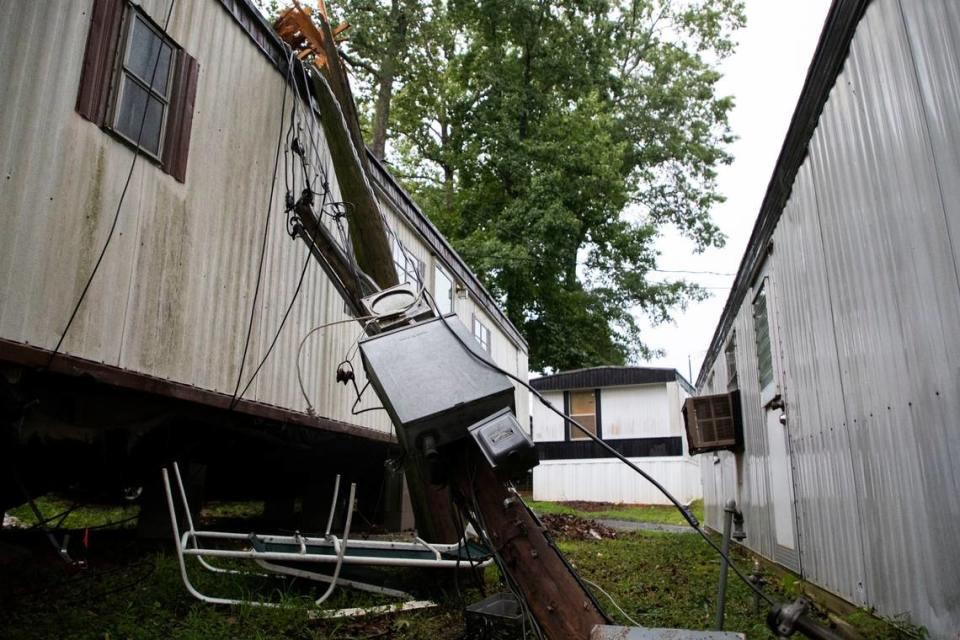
left=682, top=391, right=742, bottom=455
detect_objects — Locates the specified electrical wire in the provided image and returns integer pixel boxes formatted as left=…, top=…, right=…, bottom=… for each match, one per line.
left=45, top=0, right=178, bottom=371
left=229, top=47, right=295, bottom=407
left=421, top=290, right=776, bottom=608
left=582, top=578, right=642, bottom=627
left=229, top=249, right=313, bottom=409
left=294, top=316, right=374, bottom=414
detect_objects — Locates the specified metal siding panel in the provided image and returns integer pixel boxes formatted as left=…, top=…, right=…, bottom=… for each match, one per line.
left=532, top=458, right=701, bottom=505
left=699, top=1, right=960, bottom=633
left=772, top=161, right=867, bottom=605
left=0, top=1, right=527, bottom=442
left=809, top=3, right=960, bottom=629
left=599, top=385, right=672, bottom=439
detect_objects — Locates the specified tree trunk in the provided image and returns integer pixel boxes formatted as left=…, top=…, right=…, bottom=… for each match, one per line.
left=371, top=0, right=406, bottom=160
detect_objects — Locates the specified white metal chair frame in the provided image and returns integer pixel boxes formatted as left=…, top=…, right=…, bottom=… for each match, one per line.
left=162, top=463, right=490, bottom=609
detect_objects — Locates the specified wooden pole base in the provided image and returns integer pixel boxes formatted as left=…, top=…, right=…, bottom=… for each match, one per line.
left=452, top=445, right=608, bottom=639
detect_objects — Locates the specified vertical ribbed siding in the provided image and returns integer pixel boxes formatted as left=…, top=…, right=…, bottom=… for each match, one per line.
left=699, top=1, right=960, bottom=635
left=0, top=0, right=528, bottom=441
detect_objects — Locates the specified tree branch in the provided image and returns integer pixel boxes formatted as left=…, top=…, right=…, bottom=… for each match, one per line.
left=338, top=47, right=381, bottom=81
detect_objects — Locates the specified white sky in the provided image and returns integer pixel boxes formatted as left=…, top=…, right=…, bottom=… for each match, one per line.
left=635, top=0, right=833, bottom=383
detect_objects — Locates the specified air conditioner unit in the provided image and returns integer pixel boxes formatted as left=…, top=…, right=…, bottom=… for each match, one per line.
left=682, top=391, right=743, bottom=455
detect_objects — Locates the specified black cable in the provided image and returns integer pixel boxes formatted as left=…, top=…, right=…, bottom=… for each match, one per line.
left=230, top=224, right=314, bottom=408
left=465, top=467, right=545, bottom=640
left=45, top=0, right=178, bottom=370
left=229, top=52, right=294, bottom=406
left=422, top=290, right=776, bottom=607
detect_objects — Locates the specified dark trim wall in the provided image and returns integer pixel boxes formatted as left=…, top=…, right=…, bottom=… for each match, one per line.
left=537, top=437, right=683, bottom=460
left=533, top=367, right=690, bottom=393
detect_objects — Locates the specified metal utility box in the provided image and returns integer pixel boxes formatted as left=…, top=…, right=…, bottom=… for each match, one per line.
left=468, top=408, right=538, bottom=479
left=359, top=316, right=516, bottom=451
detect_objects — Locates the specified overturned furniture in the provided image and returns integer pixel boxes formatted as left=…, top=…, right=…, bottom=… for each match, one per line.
left=162, top=462, right=490, bottom=609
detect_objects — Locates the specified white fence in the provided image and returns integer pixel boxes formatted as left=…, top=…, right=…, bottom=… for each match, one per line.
left=532, top=457, right=702, bottom=505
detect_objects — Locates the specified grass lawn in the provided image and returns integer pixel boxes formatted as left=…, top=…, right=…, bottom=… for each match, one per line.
left=526, top=498, right=704, bottom=526
left=2, top=498, right=913, bottom=639
left=6, top=494, right=140, bottom=530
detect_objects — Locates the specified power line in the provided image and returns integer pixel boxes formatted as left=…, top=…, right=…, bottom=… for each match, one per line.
left=651, top=268, right=735, bottom=277
left=46, top=0, right=178, bottom=370
left=229, top=48, right=295, bottom=406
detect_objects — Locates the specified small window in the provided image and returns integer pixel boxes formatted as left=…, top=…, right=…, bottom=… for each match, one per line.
left=392, top=237, right=424, bottom=286
left=725, top=332, right=738, bottom=390
left=753, top=284, right=774, bottom=393
left=567, top=390, right=598, bottom=441
left=112, top=12, right=174, bottom=158
left=434, top=264, right=453, bottom=315
left=472, top=314, right=491, bottom=354
left=76, top=0, right=199, bottom=182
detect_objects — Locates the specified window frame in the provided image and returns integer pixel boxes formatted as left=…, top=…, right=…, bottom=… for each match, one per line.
left=565, top=389, right=601, bottom=441
left=725, top=331, right=738, bottom=391
left=433, top=263, right=454, bottom=315
left=392, top=236, right=424, bottom=287
left=753, top=279, right=777, bottom=406
left=472, top=313, right=491, bottom=354
left=109, top=6, right=178, bottom=161
left=76, top=0, right=199, bottom=183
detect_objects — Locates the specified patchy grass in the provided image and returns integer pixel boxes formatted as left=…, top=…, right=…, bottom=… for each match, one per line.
left=201, top=501, right=266, bottom=520
left=1, top=539, right=477, bottom=640
left=5, top=494, right=139, bottom=530
left=1, top=507, right=911, bottom=640
left=527, top=498, right=704, bottom=526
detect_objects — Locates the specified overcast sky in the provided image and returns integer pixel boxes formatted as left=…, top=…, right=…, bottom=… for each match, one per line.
left=635, top=0, right=833, bottom=383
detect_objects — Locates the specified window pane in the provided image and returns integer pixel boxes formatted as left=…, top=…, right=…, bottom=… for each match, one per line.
left=725, top=333, right=738, bottom=389
left=753, top=287, right=774, bottom=390
left=115, top=77, right=164, bottom=155
left=128, top=16, right=172, bottom=96
left=434, top=266, right=453, bottom=314
left=570, top=390, right=595, bottom=415
left=569, top=414, right=596, bottom=440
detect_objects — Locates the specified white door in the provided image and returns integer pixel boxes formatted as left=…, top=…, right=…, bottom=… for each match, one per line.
left=753, top=275, right=800, bottom=572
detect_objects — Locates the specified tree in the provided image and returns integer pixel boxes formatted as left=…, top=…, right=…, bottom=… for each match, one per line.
left=342, top=0, right=745, bottom=372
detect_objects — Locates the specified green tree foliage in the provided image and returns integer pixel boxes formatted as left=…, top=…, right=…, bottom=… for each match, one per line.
left=340, top=0, right=745, bottom=372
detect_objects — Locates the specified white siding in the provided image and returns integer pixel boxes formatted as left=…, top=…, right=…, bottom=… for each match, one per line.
left=699, top=1, right=960, bottom=635
left=600, top=384, right=672, bottom=439
left=531, top=381, right=701, bottom=504
left=533, top=457, right=701, bottom=505
left=0, top=0, right=528, bottom=438
left=531, top=390, right=565, bottom=441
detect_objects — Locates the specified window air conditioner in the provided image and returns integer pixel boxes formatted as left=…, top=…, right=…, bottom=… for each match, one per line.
left=682, top=391, right=743, bottom=455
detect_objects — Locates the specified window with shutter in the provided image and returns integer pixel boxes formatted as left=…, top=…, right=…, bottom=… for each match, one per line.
left=76, top=0, right=199, bottom=183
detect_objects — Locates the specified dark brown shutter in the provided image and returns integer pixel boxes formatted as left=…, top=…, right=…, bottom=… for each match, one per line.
left=76, top=0, right=125, bottom=125
left=161, top=51, right=200, bottom=183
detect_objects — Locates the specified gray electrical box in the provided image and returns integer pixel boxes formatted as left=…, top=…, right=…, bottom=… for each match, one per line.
left=358, top=316, right=516, bottom=450
left=468, top=408, right=539, bottom=479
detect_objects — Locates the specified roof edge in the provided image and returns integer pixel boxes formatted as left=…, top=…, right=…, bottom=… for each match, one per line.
left=696, top=0, right=872, bottom=389
left=214, top=0, right=527, bottom=351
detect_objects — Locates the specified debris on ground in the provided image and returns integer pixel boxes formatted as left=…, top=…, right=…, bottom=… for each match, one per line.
left=3, top=513, right=23, bottom=529
left=541, top=513, right=618, bottom=540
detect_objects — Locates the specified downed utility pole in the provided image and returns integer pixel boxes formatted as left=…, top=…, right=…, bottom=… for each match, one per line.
left=274, top=2, right=458, bottom=543
left=274, top=4, right=612, bottom=636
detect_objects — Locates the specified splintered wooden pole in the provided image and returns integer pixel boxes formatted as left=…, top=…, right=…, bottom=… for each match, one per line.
left=455, top=448, right=608, bottom=639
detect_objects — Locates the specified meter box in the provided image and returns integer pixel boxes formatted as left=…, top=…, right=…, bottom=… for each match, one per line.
left=468, top=408, right=539, bottom=479
left=359, top=316, right=516, bottom=452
